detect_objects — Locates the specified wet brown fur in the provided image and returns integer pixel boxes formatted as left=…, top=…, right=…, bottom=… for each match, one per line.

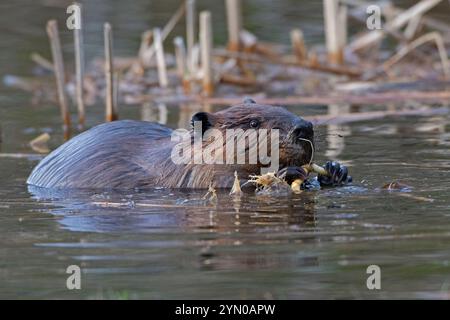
left=27, top=103, right=313, bottom=189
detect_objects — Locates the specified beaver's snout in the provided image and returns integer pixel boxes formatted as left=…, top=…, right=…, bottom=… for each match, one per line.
left=281, top=119, right=314, bottom=167
left=288, top=120, right=314, bottom=144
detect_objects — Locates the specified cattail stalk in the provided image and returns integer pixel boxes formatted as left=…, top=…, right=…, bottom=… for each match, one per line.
left=290, top=28, right=307, bottom=61
left=323, top=0, right=343, bottom=64
left=186, top=0, right=196, bottom=73
left=104, top=23, right=117, bottom=122
left=153, top=28, right=168, bottom=88
left=200, top=11, right=214, bottom=96
left=46, top=20, right=71, bottom=139
left=225, top=0, right=242, bottom=51
left=73, top=2, right=85, bottom=130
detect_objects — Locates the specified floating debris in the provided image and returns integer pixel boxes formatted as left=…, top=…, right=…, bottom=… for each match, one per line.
left=229, top=171, right=242, bottom=196
left=29, top=133, right=50, bottom=154
left=382, top=181, right=412, bottom=191
left=246, top=171, right=290, bottom=194
left=202, top=184, right=217, bottom=202
left=381, top=181, right=435, bottom=202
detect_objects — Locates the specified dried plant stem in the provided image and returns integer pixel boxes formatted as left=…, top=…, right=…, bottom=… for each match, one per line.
left=291, top=164, right=329, bottom=193
left=30, top=52, right=54, bottom=72
left=104, top=23, right=117, bottom=121
left=383, top=32, right=450, bottom=79
left=290, top=29, right=307, bottom=61
left=186, top=0, right=196, bottom=72
left=225, top=0, right=242, bottom=51
left=349, top=0, right=442, bottom=51
left=153, top=28, right=168, bottom=88
left=140, top=2, right=186, bottom=67
left=200, top=11, right=214, bottom=96
left=74, top=2, right=85, bottom=130
left=46, top=20, right=71, bottom=140
left=229, top=171, right=242, bottom=195
left=323, top=0, right=343, bottom=64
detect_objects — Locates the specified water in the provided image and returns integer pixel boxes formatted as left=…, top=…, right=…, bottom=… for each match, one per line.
left=1, top=0, right=450, bottom=299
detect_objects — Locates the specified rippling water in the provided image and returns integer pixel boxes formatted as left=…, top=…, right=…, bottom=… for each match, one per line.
left=1, top=0, right=450, bottom=299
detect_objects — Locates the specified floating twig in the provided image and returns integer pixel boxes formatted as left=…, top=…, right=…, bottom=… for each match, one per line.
left=0, top=153, right=45, bottom=159
left=129, top=91, right=450, bottom=107
left=307, top=106, right=449, bottom=126
left=220, top=73, right=257, bottom=86
left=214, top=49, right=362, bottom=76
left=29, top=133, right=51, bottom=154
left=30, top=53, right=54, bottom=72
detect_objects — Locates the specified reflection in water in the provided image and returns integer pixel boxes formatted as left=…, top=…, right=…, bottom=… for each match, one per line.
left=27, top=185, right=317, bottom=235
left=325, top=104, right=351, bottom=160
left=3, top=114, right=450, bottom=299
left=177, top=103, right=204, bottom=128
left=140, top=102, right=168, bottom=124
left=27, top=184, right=320, bottom=275
left=2, top=0, right=450, bottom=300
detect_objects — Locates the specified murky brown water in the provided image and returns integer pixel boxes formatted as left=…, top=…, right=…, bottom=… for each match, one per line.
left=1, top=0, right=450, bottom=299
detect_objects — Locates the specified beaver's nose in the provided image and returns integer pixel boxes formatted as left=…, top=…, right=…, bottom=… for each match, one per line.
left=291, top=120, right=314, bottom=142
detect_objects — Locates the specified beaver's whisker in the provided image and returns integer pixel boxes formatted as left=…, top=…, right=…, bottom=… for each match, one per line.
left=297, top=138, right=314, bottom=165
left=314, top=133, right=344, bottom=139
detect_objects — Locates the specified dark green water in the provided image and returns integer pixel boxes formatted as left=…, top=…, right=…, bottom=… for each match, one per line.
left=1, top=0, right=450, bottom=299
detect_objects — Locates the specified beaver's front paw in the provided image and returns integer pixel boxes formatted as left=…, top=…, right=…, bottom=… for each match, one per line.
left=277, top=166, right=308, bottom=185
left=318, top=161, right=352, bottom=187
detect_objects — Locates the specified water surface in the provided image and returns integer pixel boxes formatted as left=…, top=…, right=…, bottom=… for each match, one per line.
left=1, top=0, right=450, bottom=299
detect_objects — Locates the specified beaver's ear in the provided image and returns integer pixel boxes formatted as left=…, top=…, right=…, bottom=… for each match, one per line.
left=243, top=97, right=256, bottom=104
left=191, top=112, right=215, bottom=134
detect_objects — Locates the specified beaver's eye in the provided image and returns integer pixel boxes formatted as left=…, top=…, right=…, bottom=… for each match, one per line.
left=249, top=119, right=260, bottom=128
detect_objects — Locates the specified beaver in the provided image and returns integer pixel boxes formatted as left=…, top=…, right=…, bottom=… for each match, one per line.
left=27, top=99, right=350, bottom=189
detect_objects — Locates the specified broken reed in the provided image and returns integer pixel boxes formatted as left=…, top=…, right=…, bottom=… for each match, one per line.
left=291, top=164, right=328, bottom=192
left=173, top=36, right=191, bottom=93
left=46, top=20, right=71, bottom=140
left=186, top=0, right=196, bottom=73
left=290, top=28, right=307, bottom=61
left=38, top=0, right=449, bottom=135
left=200, top=11, right=214, bottom=96
left=73, top=2, right=85, bottom=130
left=323, top=0, right=344, bottom=64
left=104, top=22, right=118, bottom=122
left=153, top=27, right=169, bottom=88
left=225, top=0, right=242, bottom=51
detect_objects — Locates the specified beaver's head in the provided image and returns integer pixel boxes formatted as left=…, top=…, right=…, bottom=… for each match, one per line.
left=190, top=99, right=314, bottom=172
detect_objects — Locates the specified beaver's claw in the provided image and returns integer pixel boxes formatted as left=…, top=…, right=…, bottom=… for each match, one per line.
left=318, top=161, right=352, bottom=187
left=277, top=166, right=308, bottom=185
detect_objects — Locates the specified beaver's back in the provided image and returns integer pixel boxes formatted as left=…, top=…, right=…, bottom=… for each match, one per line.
left=27, top=120, right=173, bottom=189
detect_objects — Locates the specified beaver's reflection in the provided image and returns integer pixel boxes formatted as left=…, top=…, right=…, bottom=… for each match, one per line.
left=28, top=186, right=319, bottom=270
left=191, top=193, right=319, bottom=271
